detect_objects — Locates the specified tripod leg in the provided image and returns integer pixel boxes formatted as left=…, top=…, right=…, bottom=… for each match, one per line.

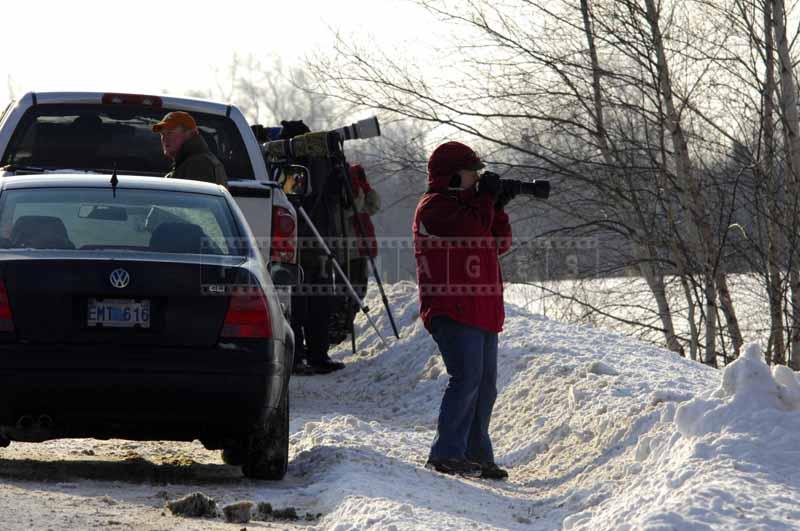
left=350, top=316, right=357, bottom=354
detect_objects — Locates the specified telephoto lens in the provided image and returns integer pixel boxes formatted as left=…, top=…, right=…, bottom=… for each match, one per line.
left=334, top=117, right=381, bottom=141
left=500, top=179, right=550, bottom=199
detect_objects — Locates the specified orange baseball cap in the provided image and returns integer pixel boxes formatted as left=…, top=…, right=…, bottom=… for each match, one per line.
left=152, top=111, right=197, bottom=132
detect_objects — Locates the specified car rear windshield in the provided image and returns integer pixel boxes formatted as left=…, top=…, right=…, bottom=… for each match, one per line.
left=0, top=103, right=254, bottom=179
left=0, top=188, right=247, bottom=256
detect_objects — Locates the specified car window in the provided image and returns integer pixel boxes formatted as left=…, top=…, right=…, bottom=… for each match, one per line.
left=0, top=103, right=254, bottom=179
left=0, top=188, right=246, bottom=256
left=0, top=100, right=13, bottom=125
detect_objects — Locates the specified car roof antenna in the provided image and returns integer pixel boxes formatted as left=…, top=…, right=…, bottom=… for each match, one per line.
left=110, top=162, right=119, bottom=198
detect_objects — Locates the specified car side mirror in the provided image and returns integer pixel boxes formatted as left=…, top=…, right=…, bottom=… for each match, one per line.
left=279, top=164, right=311, bottom=199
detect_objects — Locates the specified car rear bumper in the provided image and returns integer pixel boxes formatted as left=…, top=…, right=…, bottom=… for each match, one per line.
left=0, top=340, right=289, bottom=442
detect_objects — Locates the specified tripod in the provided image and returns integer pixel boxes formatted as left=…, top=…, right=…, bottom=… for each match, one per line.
left=294, top=204, right=389, bottom=349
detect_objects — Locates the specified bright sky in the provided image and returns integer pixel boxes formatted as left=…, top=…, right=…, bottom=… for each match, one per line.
left=0, top=0, right=434, bottom=107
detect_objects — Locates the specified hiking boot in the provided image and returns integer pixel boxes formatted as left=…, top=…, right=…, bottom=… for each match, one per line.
left=480, top=462, right=509, bottom=480
left=425, top=458, right=482, bottom=477
left=308, top=358, right=346, bottom=374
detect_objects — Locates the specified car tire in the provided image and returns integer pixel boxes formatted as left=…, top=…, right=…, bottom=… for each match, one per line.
left=242, top=392, right=289, bottom=480
left=221, top=444, right=246, bottom=466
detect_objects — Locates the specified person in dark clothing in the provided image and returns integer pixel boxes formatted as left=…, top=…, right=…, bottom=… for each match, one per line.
left=152, top=111, right=227, bottom=186
left=291, top=257, right=338, bottom=375
left=279, top=120, right=346, bottom=376
left=413, top=141, right=513, bottom=480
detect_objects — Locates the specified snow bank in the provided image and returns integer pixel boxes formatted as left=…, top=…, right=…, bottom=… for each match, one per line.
left=284, top=282, right=720, bottom=529
left=262, top=281, right=800, bottom=529
left=570, top=342, right=800, bottom=529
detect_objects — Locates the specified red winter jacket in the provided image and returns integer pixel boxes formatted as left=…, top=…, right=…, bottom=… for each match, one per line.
left=349, top=164, right=379, bottom=258
left=413, top=174, right=512, bottom=334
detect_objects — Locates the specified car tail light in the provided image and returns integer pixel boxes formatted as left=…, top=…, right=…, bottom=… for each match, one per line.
left=221, top=287, right=272, bottom=339
left=0, top=280, right=14, bottom=332
left=271, top=206, right=297, bottom=264
left=101, top=93, right=163, bottom=107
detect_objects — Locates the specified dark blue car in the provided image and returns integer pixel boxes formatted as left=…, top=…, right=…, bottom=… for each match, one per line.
left=0, top=174, right=293, bottom=480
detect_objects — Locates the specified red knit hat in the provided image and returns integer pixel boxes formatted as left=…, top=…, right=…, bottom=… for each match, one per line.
left=427, top=141, right=485, bottom=179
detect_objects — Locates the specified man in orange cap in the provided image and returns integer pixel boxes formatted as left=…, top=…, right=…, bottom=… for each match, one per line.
left=152, top=111, right=227, bottom=186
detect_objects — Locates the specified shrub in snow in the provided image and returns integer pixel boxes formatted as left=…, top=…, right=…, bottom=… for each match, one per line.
left=271, top=506, right=300, bottom=520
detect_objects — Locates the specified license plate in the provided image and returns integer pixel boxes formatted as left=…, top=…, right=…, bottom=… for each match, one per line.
left=87, top=298, right=150, bottom=328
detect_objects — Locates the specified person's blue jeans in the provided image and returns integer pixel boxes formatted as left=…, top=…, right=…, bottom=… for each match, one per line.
left=428, top=316, right=498, bottom=464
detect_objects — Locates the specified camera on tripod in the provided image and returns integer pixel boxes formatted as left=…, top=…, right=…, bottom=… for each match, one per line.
left=262, top=116, right=382, bottom=163
left=333, top=117, right=381, bottom=141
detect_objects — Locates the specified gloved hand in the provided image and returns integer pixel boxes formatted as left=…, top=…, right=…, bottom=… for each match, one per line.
left=477, top=171, right=501, bottom=196
left=495, top=186, right=517, bottom=210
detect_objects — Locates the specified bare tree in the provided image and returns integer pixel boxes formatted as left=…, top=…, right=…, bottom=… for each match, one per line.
left=190, top=53, right=345, bottom=130
left=580, top=0, right=684, bottom=355
left=304, top=0, right=800, bottom=366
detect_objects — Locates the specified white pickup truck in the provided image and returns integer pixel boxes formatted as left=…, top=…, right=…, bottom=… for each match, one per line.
left=0, top=92, right=299, bottom=290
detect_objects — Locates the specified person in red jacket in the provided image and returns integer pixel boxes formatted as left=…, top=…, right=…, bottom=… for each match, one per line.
left=413, top=141, right=514, bottom=479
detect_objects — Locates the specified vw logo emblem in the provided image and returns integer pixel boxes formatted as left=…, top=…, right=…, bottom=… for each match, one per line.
left=109, top=268, right=130, bottom=289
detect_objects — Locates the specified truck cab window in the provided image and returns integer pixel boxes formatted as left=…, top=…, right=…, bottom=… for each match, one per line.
left=0, top=104, right=254, bottom=180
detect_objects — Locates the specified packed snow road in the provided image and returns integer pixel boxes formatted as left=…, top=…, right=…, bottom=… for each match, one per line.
left=2, top=282, right=800, bottom=529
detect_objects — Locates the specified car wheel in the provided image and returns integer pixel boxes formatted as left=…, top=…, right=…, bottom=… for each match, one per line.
left=242, top=392, right=289, bottom=480
left=221, top=444, right=246, bottom=466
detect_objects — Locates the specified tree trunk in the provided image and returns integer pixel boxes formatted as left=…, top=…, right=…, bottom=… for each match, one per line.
left=681, top=275, right=699, bottom=361
left=716, top=273, right=743, bottom=358
left=635, top=242, right=684, bottom=355
left=644, top=0, right=718, bottom=366
left=762, top=0, right=786, bottom=365
left=772, top=0, right=800, bottom=369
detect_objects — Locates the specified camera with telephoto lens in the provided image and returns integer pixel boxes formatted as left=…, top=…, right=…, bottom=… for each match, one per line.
left=482, top=171, right=550, bottom=200
left=333, top=117, right=381, bottom=141
left=263, top=117, right=382, bottom=162
left=500, top=178, right=550, bottom=199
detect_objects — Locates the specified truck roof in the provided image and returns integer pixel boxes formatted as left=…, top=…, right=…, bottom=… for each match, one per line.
left=22, top=92, right=233, bottom=117
left=0, top=91, right=270, bottom=181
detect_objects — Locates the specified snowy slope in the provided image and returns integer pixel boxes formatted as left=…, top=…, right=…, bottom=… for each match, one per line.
left=287, top=281, right=800, bottom=529
left=2, top=281, right=800, bottom=529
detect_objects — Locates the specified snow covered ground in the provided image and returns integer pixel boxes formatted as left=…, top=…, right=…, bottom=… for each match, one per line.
left=2, top=281, right=800, bottom=529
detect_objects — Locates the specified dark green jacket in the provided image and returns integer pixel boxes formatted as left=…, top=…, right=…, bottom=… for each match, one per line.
left=167, top=134, right=228, bottom=186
